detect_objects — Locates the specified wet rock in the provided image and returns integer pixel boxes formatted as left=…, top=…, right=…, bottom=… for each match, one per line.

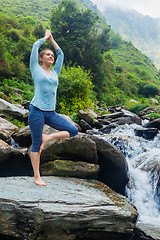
left=100, top=123, right=118, bottom=134
left=86, top=135, right=130, bottom=195
left=0, top=176, right=138, bottom=240
left=134, top=128, right=158, bottom=140
left=40, top=133, right=98, bottom=164
left=0, top=98, right=28, bottom=121
left=12, top=125, right=32, bottom=147
left=122, top=109, right=142, bottom=125
left=0, top=117, right=18, bottom=140
left=111, top=116, right=141, bottom=125
left=135, top=222, right=160, bottom=240
left=144, top=118, right=160, bottom=130
left=0, top=139, right=32, bottom=176
left=40, top=159, right=99, bottom=179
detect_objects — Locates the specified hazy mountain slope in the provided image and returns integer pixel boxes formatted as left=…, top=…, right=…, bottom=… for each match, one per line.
left=103, top=6, right=160, bottom=69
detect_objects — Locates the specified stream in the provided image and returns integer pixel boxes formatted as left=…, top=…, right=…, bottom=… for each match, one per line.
left=96, top=122, right=160, bottom=228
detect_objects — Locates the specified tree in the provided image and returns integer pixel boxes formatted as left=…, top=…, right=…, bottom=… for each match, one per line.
left=50, top=0, right=111, bottom=96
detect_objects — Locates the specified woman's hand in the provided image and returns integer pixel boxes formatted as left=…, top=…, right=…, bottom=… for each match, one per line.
left=44, top=29, right=51, bottom=40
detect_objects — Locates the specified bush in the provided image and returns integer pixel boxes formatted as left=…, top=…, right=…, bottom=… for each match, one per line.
left=127, top=103, right=150, bottom=115
left=139, top=84, right=159, bottom=97
left=57, top=65, right=94, bottom=114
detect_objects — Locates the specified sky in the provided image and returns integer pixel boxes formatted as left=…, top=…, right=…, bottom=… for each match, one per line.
left=91, top=0, right=160, bottom=18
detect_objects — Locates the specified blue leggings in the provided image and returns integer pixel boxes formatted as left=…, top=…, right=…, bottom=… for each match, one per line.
left=28, top=104, right=78, bottom=152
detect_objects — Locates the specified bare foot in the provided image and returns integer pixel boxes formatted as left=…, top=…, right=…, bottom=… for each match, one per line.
left=39, top=134, right=49, bottom=154
left=34, top=177, right=47, bottom=186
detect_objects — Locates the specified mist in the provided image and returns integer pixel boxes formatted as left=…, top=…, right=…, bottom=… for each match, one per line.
left=91, top=0, right=160, bottom=18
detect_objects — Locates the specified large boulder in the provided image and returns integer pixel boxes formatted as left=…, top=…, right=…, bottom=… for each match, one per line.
left=40, top=133, right=98, bottom=164
left=0, top=98, right=28, bottom=121
left=12, top=125, right=32, bottom=147
left=0, top=117, right=18, bottom=140
left=0, top=139, right=32, bottom=176
left=0, top=176, right=138, bottom=240
left=86, top=135, right=130, bottom=195
left=40, top=159, right=99, bottom=179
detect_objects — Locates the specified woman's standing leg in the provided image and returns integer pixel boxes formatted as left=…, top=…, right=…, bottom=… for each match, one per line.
left=28, top=105, right=46, bottom=186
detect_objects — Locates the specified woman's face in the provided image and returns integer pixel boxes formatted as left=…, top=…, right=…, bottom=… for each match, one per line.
left=40, top=50, right=54, bottom=66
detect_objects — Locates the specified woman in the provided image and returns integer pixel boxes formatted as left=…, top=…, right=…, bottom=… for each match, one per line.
left=28, top=29, right=78, bottom=186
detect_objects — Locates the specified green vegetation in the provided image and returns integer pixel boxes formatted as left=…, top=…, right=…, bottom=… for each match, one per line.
left=147, top=112, right=160, bottom=119
left=0, top=0, right=160, bottom=117
left=127, top=103, right=150, bottom=115
left=103, top=6, right=160, bottom=69
left=57, top=65, right=94, bottom=114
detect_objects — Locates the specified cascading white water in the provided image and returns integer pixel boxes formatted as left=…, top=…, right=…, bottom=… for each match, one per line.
left=97, top=123, right=160, bottom=227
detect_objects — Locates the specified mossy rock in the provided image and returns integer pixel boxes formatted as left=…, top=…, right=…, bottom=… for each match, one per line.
left=40, top=159, right=99, bottom=179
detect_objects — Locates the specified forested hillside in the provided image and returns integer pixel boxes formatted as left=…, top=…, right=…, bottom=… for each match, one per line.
left=0, top=0, right=160, bottom=116
left=103, top=6, right=160, bottom=69
left=0, top=0, right=99, bottom=23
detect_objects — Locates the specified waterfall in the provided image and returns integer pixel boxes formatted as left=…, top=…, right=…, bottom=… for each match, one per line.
left=97, top=123, right=160, bottom=227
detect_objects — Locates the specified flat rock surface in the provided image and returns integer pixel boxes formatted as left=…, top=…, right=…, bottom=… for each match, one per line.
left=0, top=177, right=138, bottom=240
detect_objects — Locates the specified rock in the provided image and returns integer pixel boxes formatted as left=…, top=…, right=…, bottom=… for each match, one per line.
left=12, top=125, right=32, bottom=147
left=40, top=159, right=99, bottom=179
left=136, top=222, right=160, bottom=240
left=0, top=139, right=32, bottom=176
left=40, top=133, right=98, bottom=164
left=77, top=109, right=94, bottom=126
left=111, top=116, right=141, bottom=125
left=0, top=98, right=28, bottom=121
left=86, top=129, right=104, bottom=135
left=22, top=101, right=30, bottom=110
left=93, top=118, right=103, bottom=129
left=86, top=135, right=130, bottom=195
left=120, top=110, right=142, bottom=125
left=77, top=109, right=101, bottom=129
left=129, top=99, right=139, bottom=103
left=100, top=123, right=118, bottom=134
left=139, top=106, right=160, bottom=117
left=0, top=176, right=138, bottom=240
left=79, top=119, right=92, bottom=132
left=149, top=98, right=159, bottom=105
left=0, top=117, right=18, bottom=140
left=98, top=118, right=110, bottom=125
left=134, top=128, right=158, bottom=140
left=101, top=111, right=124, bottom=119
left=87, top=108, right=98, bottom=118
left=144, top=118, right=160, bottom=130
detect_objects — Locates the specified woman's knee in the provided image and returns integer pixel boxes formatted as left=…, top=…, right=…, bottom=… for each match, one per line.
left=69, top=126, right=78, bottom=137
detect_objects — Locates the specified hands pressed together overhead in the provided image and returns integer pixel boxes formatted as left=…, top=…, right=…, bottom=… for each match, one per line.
left=44, top=29, right=53, bottom=41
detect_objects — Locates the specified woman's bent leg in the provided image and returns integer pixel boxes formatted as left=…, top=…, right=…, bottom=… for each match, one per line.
left=39, top=111, right=78, bottom=153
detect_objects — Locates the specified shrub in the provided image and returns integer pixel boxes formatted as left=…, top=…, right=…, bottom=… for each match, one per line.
left=127, top=103, right=150, bottom=115
left=57, top=65, right=94, bottom=114
left=139, top=84, right=159, bottom=97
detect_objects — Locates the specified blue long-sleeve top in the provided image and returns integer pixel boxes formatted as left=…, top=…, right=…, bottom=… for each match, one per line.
left=30, top=38, right=64, bottom=111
